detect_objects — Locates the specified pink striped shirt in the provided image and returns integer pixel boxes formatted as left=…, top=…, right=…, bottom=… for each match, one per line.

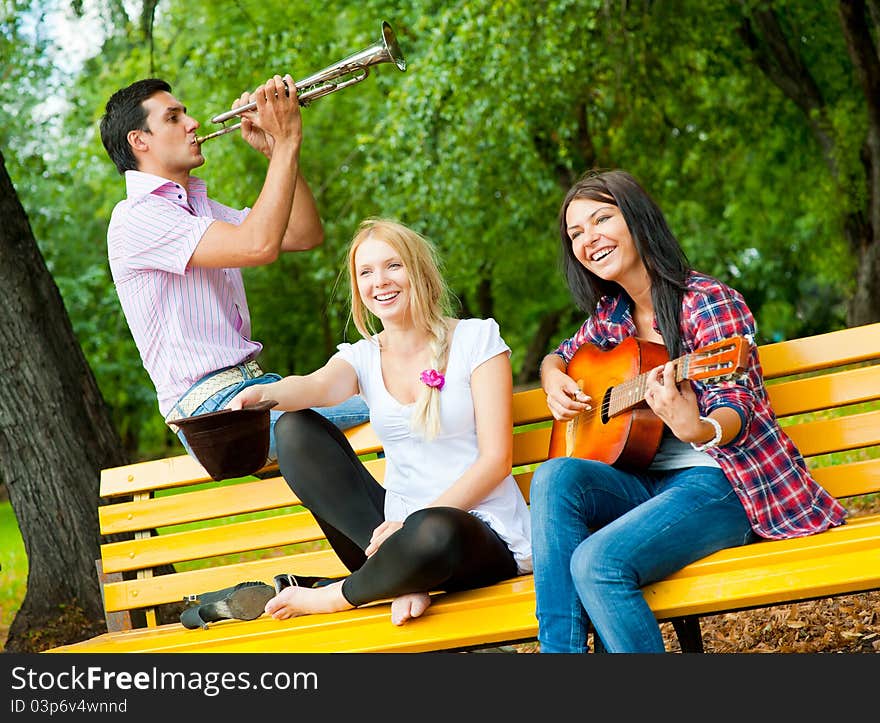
left=107, top=171, right=262, bottom=416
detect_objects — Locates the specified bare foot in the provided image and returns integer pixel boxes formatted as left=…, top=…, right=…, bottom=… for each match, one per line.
left=390, top=592, right=432, bottom=626
left=264, top=581, right=353, bottom=620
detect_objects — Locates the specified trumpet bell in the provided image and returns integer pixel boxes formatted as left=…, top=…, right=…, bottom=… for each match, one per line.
left=200, top=20, right=406, bottom=140
left=290, top=20, right=406, bottom=108
left=383, top=20, right=407, bottom=71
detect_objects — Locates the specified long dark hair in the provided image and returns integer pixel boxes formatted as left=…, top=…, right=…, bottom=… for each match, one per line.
left=558, top=169, right=691, bottom=358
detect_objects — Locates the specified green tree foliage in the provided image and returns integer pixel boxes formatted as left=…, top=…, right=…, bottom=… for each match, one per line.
left=5, top=0, right=873, bottom=461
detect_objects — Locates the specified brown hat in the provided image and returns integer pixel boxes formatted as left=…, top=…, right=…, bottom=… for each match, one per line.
left=174, top=400, right=278, bottom=481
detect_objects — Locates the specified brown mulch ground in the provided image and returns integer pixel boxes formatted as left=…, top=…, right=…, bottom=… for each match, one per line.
left=663, top=592, right=880, bottom=653
left=507, top=496, right=880, bottom=654
left=506, top=591, right=880, bottom=654
left=684, top=496, right=880, bottom=654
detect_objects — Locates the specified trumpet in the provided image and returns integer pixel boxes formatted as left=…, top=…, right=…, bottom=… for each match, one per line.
left=195, top=20, right=406, bottom=144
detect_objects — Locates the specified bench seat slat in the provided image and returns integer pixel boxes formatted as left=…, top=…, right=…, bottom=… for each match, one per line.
left=49, top=578, right=540, bottom=653
left=658, top=513, right=880, bottom=575
left=98, top=511, right=879, bottom=614
left=98, top=458, right=877, bottom=606
left=644, top=545, right=880, bottom=618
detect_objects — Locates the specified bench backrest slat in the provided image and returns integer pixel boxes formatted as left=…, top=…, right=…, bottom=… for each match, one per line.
left=100, top=454, right=216, bottom=497
left=811, top=458, right=880, bottom=499
left=99, top=477, right=299, bottom=535
left=759, top=323, right=880, bottom=378
left=785, top=409, right=880, bottom=457
left=512, top=388, right=554, bottom=424
left=100, top=510, right=324, bottom=573
left=766, top=365, right=880, bottom=416
left=512, top=427, right=553, bottom=467
left=102, top=549, right=348, bottom=613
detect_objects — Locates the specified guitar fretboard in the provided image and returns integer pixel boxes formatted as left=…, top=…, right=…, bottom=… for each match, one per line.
left=606, top=355, right=691, bottom=417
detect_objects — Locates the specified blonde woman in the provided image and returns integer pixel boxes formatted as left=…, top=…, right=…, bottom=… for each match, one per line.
left=228, top=219, right=531, bottom=625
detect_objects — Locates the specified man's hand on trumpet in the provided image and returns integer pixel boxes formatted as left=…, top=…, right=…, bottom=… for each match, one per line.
left=233, top=73, right=301, bottom=160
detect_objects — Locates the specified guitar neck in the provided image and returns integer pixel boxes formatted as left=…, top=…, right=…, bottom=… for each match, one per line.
left=607, top=352, right=691, bottom=417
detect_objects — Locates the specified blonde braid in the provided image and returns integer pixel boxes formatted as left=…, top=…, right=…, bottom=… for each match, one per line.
left=411, top=320, right=449, bottom=440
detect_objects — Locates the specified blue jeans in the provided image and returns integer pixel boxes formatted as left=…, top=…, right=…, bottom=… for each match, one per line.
left=530, top=457, right=755, bottom=653
left=172, top=370, right=370, bottom=464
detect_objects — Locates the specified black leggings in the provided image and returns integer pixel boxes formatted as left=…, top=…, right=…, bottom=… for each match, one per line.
left=274, top=409, right=519, bottom=606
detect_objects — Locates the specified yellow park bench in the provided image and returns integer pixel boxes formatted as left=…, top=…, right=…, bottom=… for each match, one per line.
left=47, top=322, right=880, bottom=653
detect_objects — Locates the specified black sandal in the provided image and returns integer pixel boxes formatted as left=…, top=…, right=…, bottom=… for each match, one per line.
left=273, top=573, right=345, bottom=592
left=273, top=573, right=319, bottom=592
left=180, top=581, right=275, bottom=630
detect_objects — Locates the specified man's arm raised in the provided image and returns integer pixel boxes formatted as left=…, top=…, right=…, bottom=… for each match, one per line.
left=189, top=74, right=319, bottom=268
left=280, top=169, right=323, bottom=252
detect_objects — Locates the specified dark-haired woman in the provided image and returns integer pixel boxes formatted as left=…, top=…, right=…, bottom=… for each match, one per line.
left=530, top=169, right=846, bottom=653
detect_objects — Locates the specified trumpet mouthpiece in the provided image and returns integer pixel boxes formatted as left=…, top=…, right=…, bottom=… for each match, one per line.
left=194, top=122, right=242, bottom=144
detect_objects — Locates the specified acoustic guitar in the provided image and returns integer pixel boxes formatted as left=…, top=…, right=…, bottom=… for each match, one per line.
left=547, top=335, right=750, bottom=468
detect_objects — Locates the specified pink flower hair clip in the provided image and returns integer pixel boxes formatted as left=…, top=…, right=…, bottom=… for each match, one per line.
left=419, top=369, right=445, bottom=391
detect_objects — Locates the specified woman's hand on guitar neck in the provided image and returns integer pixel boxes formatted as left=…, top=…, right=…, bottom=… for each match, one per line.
left=543, top=366, right=592, bottom=422
left=643, top=362, right=706, bottom=443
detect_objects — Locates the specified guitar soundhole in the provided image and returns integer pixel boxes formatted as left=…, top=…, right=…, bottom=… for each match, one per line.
left=600, top=388, right=611, bottom=424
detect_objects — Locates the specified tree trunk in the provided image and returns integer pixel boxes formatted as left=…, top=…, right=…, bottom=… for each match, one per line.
left=838, top=0, right=880, bottom=325
left=0, top=150, right=129, bottom=652
left=739, top=1, right=880, bottom=325
left=848, top=226, right=880, bottom=324
left=515, top=309, right=566, bottom=387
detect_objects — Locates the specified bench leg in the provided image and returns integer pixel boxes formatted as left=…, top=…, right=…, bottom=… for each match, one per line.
left=592, top=617, right=704, bottom=653
left=671, top=615, right=704, bottom=653
left=95, top=559, right=132, bottom=633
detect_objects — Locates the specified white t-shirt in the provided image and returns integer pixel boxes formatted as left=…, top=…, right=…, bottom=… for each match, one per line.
left=333, top=318, right=532, bottom=573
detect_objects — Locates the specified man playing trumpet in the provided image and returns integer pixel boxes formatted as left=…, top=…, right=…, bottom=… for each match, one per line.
left=99, top=75, right=369, bottom=461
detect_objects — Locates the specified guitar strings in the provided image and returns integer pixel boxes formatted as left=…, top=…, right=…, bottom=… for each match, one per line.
left=568, top=359, right=688, bottom=424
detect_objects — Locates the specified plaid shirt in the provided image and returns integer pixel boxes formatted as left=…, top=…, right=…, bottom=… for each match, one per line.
left=552, top=272, right=847, bottom=540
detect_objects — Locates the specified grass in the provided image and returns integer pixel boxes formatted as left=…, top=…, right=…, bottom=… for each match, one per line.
left=0, top=499, right=28, bottom=651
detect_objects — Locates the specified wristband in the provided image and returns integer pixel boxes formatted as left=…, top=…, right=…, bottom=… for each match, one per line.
left=691, top=415, right=723, bottom=452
